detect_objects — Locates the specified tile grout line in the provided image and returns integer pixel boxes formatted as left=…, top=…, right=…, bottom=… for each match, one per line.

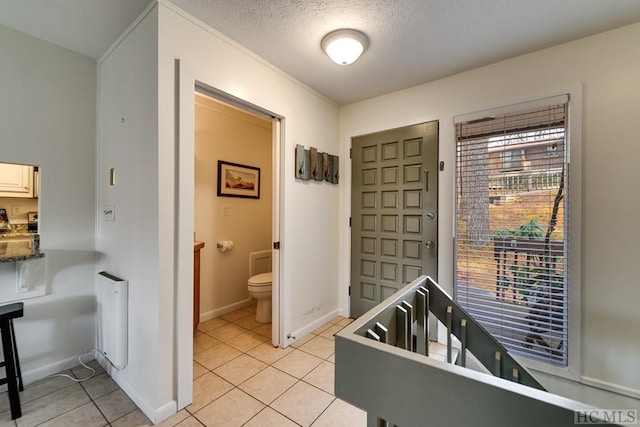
left=241, top=404, right=303, bottom=427
left=189, top=313, right=348, bottom=426
left=4, top=314, right=351, bottom=427
left=26, top=370, right=101, bottom=427
left=308, top=396, right=338, bottom=427
left=75, top=366, right=138, bottom=427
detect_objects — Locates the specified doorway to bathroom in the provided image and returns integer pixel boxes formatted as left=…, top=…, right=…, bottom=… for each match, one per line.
left=175, top=65, right=287, bottom=410
left=193, top=91, right=274, bottom=332
left=192, top=85, right=282, bottom=349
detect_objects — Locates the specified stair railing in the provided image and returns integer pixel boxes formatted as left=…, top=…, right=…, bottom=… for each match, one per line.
left=356, top=275, right=543, bottom=389
left=335, top=275, right=611, bottom=427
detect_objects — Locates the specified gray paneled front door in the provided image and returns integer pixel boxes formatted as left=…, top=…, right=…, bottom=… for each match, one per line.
left=351, top=121, right=439, bottom=318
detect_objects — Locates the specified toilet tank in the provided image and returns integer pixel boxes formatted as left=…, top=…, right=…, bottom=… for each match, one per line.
left=249, top=250, right=272, bottom=277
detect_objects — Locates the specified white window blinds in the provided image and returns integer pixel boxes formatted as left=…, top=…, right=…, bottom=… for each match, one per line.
left=454, top=96, right=569, bottom=366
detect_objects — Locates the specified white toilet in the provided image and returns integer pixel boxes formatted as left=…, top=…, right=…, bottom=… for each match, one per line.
left=248, top=272, right=272, bottom=323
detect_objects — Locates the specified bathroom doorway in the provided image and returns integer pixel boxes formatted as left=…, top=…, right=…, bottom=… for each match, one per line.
left=193, top=84, right=282, bottom=349
left=193, top=90, right=275, bottom=332
left=175, top=65, right=287, bottom=409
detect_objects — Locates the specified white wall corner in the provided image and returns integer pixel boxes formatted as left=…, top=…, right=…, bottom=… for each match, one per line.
left=288, top=308, right=340, bottom=346
left=97, top=353, right=173, bottom=423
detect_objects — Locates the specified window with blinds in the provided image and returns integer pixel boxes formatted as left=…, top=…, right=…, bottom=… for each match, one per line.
left=454, top=96, right=569, bottom=366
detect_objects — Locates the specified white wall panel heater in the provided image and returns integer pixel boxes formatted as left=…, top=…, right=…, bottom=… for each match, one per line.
left=97, top=271, right=128, bottom=369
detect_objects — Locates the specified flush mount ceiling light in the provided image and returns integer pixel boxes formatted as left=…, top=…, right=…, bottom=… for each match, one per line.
left=321, top=29, right=369, bottom=65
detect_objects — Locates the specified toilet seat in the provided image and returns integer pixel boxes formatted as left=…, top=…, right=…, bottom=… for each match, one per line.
left=248, top=272, right=272, bottom=287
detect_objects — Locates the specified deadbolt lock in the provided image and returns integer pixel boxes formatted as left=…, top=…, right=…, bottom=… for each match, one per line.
left=426, top=212, right=435, bottom=220
left=425, top=240, right=435, bottom=249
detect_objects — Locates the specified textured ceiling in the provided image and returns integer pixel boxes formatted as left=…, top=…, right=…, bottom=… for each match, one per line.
left=2, top=0, right=640, bottom=104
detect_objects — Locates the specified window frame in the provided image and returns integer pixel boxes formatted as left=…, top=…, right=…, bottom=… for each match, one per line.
left=501, top=148, right=524, bottom=171
left=452, top=91, right=582, bottom=381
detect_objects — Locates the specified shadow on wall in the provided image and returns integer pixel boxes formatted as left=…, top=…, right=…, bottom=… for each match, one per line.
left=9, top=249, right=98, bottom=380
left=15, top=293, right=96, bottom=369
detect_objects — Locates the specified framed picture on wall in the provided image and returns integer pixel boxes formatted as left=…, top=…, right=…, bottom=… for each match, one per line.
left=217, top=160, right=261, bottom=199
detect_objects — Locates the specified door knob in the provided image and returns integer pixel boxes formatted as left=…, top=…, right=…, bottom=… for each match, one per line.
left=425, top=240, right=435, bottom=249
left=426, top=211, right=435, bottom=220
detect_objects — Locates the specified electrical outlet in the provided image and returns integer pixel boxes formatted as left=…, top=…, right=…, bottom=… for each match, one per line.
left=11, top=205, right=21, bottom=215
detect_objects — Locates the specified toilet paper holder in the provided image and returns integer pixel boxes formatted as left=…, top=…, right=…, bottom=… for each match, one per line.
left=216, top=240, right=234, bottom=252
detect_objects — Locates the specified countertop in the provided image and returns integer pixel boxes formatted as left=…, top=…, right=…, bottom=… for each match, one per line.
left=0, top=232, right=44, bottom=262
left=0, top=232, right=36, bottom=239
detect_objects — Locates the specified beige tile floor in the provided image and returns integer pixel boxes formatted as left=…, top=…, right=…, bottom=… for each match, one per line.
left=0, top=305, right=366, bottom=426
left=0, top=360, right=137, bottom=427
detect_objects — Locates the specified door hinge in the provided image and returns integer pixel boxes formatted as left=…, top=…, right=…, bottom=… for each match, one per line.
left=349, top=217, right=352, bottom=228
left=350, top=148, right=352, bottom=159
left=439, top=161, right=445, bottom=171
left=348, top=286, right=351, bottom=296
left=273, top=241, right=280, bottom=250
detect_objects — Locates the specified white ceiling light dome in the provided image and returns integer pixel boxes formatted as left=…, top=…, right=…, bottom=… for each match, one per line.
left=321, top=29, right=369, bottom=65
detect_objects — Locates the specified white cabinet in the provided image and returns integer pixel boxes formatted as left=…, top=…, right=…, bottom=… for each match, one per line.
left=0, top=163, right=34, bottom=198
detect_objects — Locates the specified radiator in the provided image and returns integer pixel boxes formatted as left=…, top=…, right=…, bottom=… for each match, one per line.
left=97, top=271, right=128, bottom=369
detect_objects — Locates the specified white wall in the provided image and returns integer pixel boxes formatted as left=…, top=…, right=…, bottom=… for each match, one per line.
left=0, top=24, right=96, bottom=380
left=339, top=22, right=640, bottom=400
left=94, top=0, right=341, bottom=420
left=195, top=94, right=272, bottom=317
left=96, top=6, right=162, bottom=419
left=159, top=2, right=340, bottom=339
left=158, top=0, right=342, bottom=415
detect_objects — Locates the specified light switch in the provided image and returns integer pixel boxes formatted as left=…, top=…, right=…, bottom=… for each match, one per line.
left=103, top=204, right=115, bottom=222
left=222, top=206, right=230, bottom=217
left=11, top=205, right=20, bottom=215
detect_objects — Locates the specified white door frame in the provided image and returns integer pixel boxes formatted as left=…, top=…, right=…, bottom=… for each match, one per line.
left=175, top=59, right=288, bottom=409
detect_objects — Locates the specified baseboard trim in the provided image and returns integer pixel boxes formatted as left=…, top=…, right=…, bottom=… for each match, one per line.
left=286, top=309, right=340, bottom=347
left=0, top=355, right=80, bottom=393
left=581, top=376, right=640, bottom=400
left=154, top=400, right=179, bottom=424
left=21, top=355, right=79, bottom=386
left=199, top=298, right=254, bottom=322
left=97, top=353, right=176, bottom=424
